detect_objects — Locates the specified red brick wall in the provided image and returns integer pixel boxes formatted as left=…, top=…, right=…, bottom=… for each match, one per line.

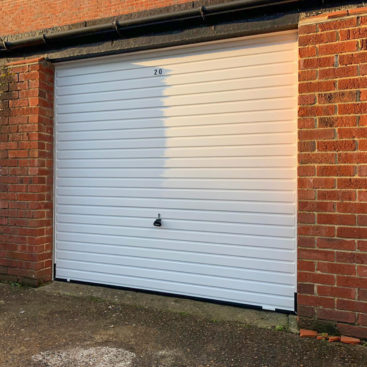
left=298, top=8, right=367, bottom=339
left=0, top=0, right=193, bottom=36
left=0, top=58, right=54, bottom=285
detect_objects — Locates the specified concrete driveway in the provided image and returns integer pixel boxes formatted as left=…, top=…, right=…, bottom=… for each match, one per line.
left=0, top=282, right=366, bottom=367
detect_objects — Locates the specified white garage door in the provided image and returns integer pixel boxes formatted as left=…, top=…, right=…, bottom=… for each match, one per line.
left=55, top=31, right=298, bottom=311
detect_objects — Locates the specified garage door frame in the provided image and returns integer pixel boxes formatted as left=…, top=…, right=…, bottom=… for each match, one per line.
left=53, top=30, right=298, bottom=313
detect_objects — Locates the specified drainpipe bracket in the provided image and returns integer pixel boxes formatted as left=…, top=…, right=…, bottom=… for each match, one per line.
left=200, top=6, right=208, bottom=23
left=113, top=19, right=123, bottom=37
left=0, top=38, right=8, bottom=51
left=42, top=34, right=48, bottom=44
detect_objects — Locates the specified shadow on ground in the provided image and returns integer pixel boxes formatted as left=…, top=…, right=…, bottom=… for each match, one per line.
left=0, top=283, right=366, bottom=367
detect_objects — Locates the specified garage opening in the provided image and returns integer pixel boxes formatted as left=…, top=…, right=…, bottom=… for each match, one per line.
left=54, top=30, right=298, bottom=311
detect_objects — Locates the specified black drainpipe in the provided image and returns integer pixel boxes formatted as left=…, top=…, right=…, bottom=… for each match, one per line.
left=0, top=0, right=303, bottom=54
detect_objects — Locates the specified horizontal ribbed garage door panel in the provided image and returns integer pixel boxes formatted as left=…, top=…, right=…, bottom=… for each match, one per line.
left=57, top=205, right=295, bottom=226
left=58, top=133, right=296, bottom=150
left=57, top=99, right=296, bottom=123
left=56, top=220, right=294, bottom=243
left=56, top=214, right=295, bottom=237
left=56, top=245, right=295, bottom=273
left=56, top=256, right=293, bottom=298
left=56, top=50, right=296, bottom=87
left=56, top=178, right=295, bottom=190
left=57, top=168, right=295, bottom=180
left=55, top=268, right=294, bottom=309
left=57, top=242, right=295, bottom=285
left=57, top=196, right=295, bottom=214
left=58, top=116, right=295, bottom=136
left=56, top=244, right=295, bottom=276
left=57, top=73, right=296, bottom=99
left=57, top=187, right=295, bottom=202
left=55, top=31, right=297, bottom=311
left=57, top=144, right=296, bottom=160
left=57, top=77, right=296, bottom=106
left=58, top=121, right=295, bottom=141
left=57, top=33, right=296, bottom=77
left=57, top=229, right=295, bottom=250
left=57, top=156, right=296, bottom=169
left=57, top=86, right=296, bottom=115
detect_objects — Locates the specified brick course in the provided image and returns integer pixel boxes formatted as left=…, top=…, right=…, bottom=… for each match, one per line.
left=298, top=9, right=367, bottom=339
left=0, top=58, right=54, bottom=285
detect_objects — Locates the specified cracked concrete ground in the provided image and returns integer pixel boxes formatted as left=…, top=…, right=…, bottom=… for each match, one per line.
left=1, top=282, right=367, bottom=367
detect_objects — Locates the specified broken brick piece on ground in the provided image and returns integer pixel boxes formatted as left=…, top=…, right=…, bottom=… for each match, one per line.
left=328, top=336, right=341, bottom=343
left=341, top=336, right=361, bottom=345
left=300, top=329, right=318, bottom=338
left=316, top=336, right=325, bottom=340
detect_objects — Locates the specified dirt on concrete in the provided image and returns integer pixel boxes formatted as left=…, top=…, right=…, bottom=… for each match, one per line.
left=1, top=283, right=367, bottom=367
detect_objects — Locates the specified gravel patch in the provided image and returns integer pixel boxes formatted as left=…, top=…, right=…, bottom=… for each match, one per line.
left=32, top=347, right=136, bottom=367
